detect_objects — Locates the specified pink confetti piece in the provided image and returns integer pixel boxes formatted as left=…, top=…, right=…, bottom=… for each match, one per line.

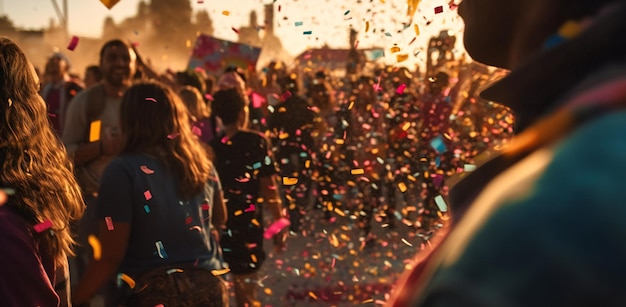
left=201, top=203, right=210, bottom=211
left=145, top=97, right=157, bottom=103
left=140, top=165, right=154, bottom=174
left=67, top=36, right=79, bottom=51
left=144, top=190, right=152, bottom=201
left=396, top=84, right=407, bottom=95
left=263, top=217, right=290, bottom=239
left=167, top=132, right=180, bottom=139
left=434, top=6, right=444, bottom=14
left=105, top=217, right=114, bottom=230
left=232, top=27, right=240, bottom=34
left=281, top=91, right=292, bottom=101
left=192, top=125, right=202, bottom=137
left=244, top=204, right=256, bottom=212
left=33, top=219, right=53, bottom=233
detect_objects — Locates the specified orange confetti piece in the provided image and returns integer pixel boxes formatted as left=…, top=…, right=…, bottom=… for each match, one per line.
left=365, top=21, right=370, bottom=32
left=89, top=120, right=101, bottom=142
left=99, top=0, right=121, bottom=10
left=211, top=268, right=231, bottom=276
left=414, top=23, right=420, bottom=36
left=222, top=10, right=230, bottom=16
left=88, top=235, right=102, bottom=260
left=351, top=169, right=365, bottom=175
left=282, top=177, right=298, bottom=185
left=118, top=273, right=135, bottom=288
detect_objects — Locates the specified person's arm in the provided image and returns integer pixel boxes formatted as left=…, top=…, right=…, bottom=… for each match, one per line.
left=62, top=90, right=97, bottom=165
left=212, top=186, right=227, bottom=230
left=72, top=159, right=134, bottom=304
left=71, top=222, right=130, bottom=305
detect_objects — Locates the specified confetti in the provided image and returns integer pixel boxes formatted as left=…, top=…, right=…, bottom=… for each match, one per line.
left=67, top=36, right=79, bottom=51
left=396, top=84, right=407, bottom=95
left=155, top=241, right=168, bottom=259
left=211, top=268, right=231, bottom=276
left=434, top=6, right=444, bottom=14
left=99, top=0, right=121, bottom=9
left=89, top=120, right=101, bottom=142
left=118, top=273, right=136, bottom=289
left=464, top=164, right=477, bottom=172
left=365, top=21, right=370, bottom=32
left=434, top=195, right=448, bottom=212
left=351, top=169, right=365, bottom=175
left=263, top=217, right=290, bottom=239
left=283, top=177, right=298, bottom=185
left=429, top=135, right=447, bottom=153
left=295, top=21, right=303, bottom=26
left=88, top=235, right=102, bottom=260
left=414, top=23, right=420, bottom=36
left=144, top=205, right=150, bottom=213
left=144, top=190, right=152, bottom=200
left=105, top=217, right=114, bottom=230
left=167, top=132, right=180, bottom=139
left=33, top=219, right=53, bottom=233
left=140, top=165, right=154, bottom=174
left=144, top=97, right=156, bottom=103
left=303, top=31, right=313, bottom=35
left=344, top=10, right=350, bottom=15
left=222, top=10, right=230, bottom=16
left=232, top=27, right=240, bottom=34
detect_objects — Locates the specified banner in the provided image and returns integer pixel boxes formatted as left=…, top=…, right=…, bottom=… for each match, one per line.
left=187, top=34, right=262, bottom=76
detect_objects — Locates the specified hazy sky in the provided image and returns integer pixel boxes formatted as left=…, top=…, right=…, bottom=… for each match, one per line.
left=4, top=0, right=465, bottom=64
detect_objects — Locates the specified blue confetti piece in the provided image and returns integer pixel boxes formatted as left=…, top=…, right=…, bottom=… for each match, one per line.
left=344, top=10, right=350, bottom=15
left=252, top=162, right=262, bottom=169
left=434, top=195, right=448, bottom=212
left=295, top=21, right=303, bottom=26
left=264, top=156, right=272, bottom=165
left=430, top=136, right=447, bottom=153
left=384, top=32, right=392, bottom=37
left=144, top=204, right=150, bottom=213
left=394, top=211, right=402, bottom=221
left=303, top=31, right=312, bottom=35
left=464, top=164, right=476, bottom=172
left=435, top=156, right=441, bottom=167
left=155, top=241, right=168, bottom=259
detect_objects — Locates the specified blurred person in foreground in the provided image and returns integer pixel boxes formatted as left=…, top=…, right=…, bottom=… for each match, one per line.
left=0, top=37, right=84, bottom=306
left=388, top=0, right=626, bottom=306
left=209, top=88, right=286, bottom=307
left=72, top=81, right=228, bottom=306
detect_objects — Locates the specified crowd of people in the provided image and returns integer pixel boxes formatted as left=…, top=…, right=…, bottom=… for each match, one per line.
left=3, top=0, right=626, bottom=305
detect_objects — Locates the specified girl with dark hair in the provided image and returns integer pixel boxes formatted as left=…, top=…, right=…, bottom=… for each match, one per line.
left=0, top=37, right=84, bottom=306
left=72, top=81, right=228, bottom=306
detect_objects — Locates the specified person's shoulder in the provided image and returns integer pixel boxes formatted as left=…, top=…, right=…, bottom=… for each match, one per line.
left=0, top=206, right=31, bottom=242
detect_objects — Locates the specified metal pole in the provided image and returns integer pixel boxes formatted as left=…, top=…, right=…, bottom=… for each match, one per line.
left=63, top=0, right=68, bottom=33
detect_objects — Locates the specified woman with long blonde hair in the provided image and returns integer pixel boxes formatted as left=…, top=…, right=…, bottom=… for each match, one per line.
left=0, top=37, right=84, bottom=306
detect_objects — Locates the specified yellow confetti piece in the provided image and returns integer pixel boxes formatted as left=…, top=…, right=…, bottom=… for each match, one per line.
left=390, top=46, right=400, bottom=53
left=119, top=273, right=135, bottom=289
left=398, top=182, right=407, bottom=193
left=222, top=10, right=230, bottom=16
left=234, top=210, right=243, bottom=216
left=211, top=268, right=231, bottom=276
left=88, top=235, right=101, bottom=260
left=251, top=254, right=258, bottom=263
left=89, top=120, right=101, bottom=142
left=351, top=169, right=365, bottom=175
left=365, top=21, right=370, bottom=32
left=279, top=132, right=290, bottom=139
left=396, top=54, right=409, bottom=62
left=251, top=218, right=260, bottom=227
left=264, top=288, right=273, bottom=295
left=308, top=291, right=318, bottom=300
left=334, top=208, right=345, bottom=216
left=282, top=177, right=298, bottom=185
left=414, top=23, right=420, bottom=36
left=401, top=122, right=411, bottom=131
left=329, top=234, right=339, bottom=247
left=99, top=0, right=121, bottom=9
